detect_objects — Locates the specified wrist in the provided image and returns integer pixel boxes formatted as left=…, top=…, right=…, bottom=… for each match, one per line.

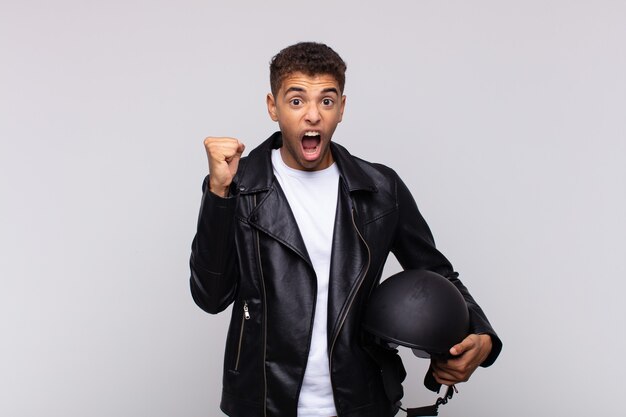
left=209, top=180, right=230, bottom=198
left=478, top=334, right=493, bottom=362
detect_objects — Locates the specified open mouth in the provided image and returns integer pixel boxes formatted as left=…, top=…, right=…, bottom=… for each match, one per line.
left=302, top=131, right=321, bottom=155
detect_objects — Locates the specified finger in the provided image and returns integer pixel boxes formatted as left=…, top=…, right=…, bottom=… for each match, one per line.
left=431, top=364, right=464, bottom=385
left=207, top=140, right=239, bottom=158
left=450, top=334, right=477, bottom=356
left=432, top=358, right=464, bottom=377
left=204, top=137, right=241, bottom=153
left=225, top=141, right=245, bottom=162
left=432, top=361, right=470, bottom=385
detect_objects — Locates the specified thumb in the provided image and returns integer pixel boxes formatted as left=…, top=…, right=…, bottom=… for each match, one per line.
left=227, top=141, right=246, bottom=163
left=449, top=335, right=474, bottom=356
left=227, top=141, right=245, bottom=176
left=236, top=141, right=246, bottom=155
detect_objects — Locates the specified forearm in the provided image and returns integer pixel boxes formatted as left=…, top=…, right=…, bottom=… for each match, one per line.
left=443, top=272, right=501, bottom=366
left=189, top=177, right=239, bottom=314
left=392, top=174, right=502, bottom=366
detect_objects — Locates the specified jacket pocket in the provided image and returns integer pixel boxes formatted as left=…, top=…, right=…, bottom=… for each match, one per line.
left=234, top=300, right=251, bottom=371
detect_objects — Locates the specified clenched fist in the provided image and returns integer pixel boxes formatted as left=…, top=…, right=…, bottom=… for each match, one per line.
left=204, top=137, right=246, bottom=197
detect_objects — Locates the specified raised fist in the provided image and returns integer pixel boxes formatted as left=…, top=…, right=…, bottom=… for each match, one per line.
left=204, top=137, right=246, bottom=197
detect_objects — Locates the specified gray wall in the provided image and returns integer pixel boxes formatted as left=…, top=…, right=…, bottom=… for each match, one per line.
left=1, top=1, right=624, bottom=416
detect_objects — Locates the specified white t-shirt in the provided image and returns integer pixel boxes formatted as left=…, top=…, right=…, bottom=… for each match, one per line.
left=271, top=149, right=339, bottom=417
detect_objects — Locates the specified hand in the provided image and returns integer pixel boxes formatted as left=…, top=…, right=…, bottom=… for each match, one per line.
left=430, top=334, right=493, bottom=386
left=204, top=137, right=245, bottom=197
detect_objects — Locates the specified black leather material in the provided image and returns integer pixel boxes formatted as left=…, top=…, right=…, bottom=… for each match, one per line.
left=190, top=132, right=502, bottom=417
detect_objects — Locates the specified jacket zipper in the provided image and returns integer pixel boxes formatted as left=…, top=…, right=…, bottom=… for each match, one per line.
left=254, top=194, right=269, bottom=417
left=234, top=300, right=250, bottom=371
left=328, top=207, right=371, bottom=415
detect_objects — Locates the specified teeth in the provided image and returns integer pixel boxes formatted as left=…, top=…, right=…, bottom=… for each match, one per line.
left=304, top=131, right=320, bottom=136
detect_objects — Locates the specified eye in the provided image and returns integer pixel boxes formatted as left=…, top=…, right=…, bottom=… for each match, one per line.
left=290, top=98, right=302, bottom=106
left=322, top=98, right=334, bottom=106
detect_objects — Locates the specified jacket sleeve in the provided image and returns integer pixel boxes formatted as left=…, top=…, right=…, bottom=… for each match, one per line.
left=189, top=175, right=239, bottom=314
left=390, top=173, right=502, bottom=367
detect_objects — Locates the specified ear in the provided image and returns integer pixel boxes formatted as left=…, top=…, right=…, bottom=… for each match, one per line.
left=338, top=95, right=347, bottom=123
left=266, top=93, right=278, bottom=122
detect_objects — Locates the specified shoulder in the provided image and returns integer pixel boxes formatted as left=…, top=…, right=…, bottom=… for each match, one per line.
left=332, top=141, right=403, bottom=194
left=353, top=154, right=400, bottom=182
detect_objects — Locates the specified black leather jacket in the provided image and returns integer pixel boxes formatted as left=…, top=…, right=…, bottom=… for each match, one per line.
left=190, top=132, right=502, bottom=417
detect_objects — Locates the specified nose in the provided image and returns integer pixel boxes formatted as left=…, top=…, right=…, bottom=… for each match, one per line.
left=304, top=103, right=321, bottom=124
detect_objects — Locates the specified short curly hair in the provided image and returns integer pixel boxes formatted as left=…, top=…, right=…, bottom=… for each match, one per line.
left=269, top=42, right=347, bottom=96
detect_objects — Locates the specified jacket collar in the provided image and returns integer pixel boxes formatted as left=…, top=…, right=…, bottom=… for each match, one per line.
left=236, top=131, right=378, bottom=194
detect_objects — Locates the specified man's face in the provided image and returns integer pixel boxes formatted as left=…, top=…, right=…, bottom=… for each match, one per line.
left=267, top=72, right=346, bottom=171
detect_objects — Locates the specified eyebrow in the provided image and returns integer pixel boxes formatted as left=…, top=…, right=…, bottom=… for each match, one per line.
left=284, top=86, right=305, bottom=94
left=283, top=86, right=340, bottom=95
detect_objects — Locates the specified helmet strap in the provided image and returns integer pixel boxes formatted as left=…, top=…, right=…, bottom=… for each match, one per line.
left=363, top=340, right=458, bottom=416
left=402, top=385, right=457, bottom=416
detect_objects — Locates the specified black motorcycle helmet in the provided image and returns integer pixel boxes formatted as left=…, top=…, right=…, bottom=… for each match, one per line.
left=362, top=269, right=470, bottom=416
left=363, top=269, right=470, bottom=358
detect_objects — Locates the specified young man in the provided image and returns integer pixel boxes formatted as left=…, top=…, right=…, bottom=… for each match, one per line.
left=190, top=42, right=501, bottom=417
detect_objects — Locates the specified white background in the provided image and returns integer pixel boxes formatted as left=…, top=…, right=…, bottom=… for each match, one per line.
left=1, top=1, right=624, bottom=416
